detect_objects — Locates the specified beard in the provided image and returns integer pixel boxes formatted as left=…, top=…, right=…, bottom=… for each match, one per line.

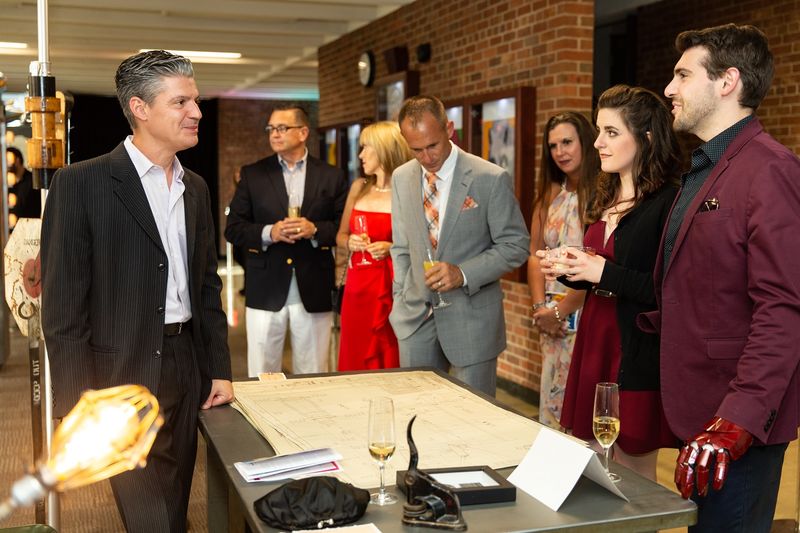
left=672, top=85, right=717, bottom=134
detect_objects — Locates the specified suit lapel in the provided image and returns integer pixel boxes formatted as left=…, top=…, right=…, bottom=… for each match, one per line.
left=664, top=119, right=762, bottom=278
left=407, top=162, right=431, bottom=247
left=183, top=173, right=198, bottom=271
left=437, top=148, right=473, bottom=252
left=265, top=157, right=289, bottom=215
left=303, top=157, right=320, bottom=215
left=110, top=143, right=164, bottom=253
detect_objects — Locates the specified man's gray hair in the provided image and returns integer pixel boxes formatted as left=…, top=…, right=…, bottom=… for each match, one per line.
left=115, top=50, right=194, bottom=129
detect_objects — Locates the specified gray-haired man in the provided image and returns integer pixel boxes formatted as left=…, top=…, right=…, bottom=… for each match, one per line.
left=41, top=50, right=233, bottom=532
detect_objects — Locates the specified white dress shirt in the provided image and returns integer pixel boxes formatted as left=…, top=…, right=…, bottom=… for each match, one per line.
left=261, top=148, right=309, bottom=248
left=124, top=136, right=192, bottom=324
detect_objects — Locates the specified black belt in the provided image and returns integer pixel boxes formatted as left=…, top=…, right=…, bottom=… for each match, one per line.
left=593, top=288, right=616, bottom=298
left=164, top=320, right=191, bottom=336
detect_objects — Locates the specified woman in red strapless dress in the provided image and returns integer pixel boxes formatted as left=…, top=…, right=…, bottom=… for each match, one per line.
left=540, top=85, right=682, bottom=481
left=336, top=122, right=412, bottom=370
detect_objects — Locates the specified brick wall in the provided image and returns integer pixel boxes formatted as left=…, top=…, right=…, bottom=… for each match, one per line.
left=636, top=0, right=800, bottom=153
left=216, top=99, right=320, bottom=251
left=317, top=0, right=596, bottom=400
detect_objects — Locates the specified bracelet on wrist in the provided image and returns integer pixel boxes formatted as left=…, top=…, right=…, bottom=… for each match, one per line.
left=553, top=305, right=562, bottom=321
left=531, top=301, right=547, bottom=311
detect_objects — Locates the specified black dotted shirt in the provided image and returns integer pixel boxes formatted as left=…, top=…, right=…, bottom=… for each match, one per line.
left=662, top=115, right=754, bottom=269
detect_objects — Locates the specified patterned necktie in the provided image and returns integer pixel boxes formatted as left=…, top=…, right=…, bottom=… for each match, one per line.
left=423, top=172, right=440, bottom=249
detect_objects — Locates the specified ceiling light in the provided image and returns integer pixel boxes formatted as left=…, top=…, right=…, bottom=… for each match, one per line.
left=0, top=42, right=27, bottom=49
left=139, top=49, right=241, bottom=60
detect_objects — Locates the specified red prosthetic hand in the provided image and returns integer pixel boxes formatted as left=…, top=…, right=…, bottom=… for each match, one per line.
left=674, top=417, right=753, bottom=498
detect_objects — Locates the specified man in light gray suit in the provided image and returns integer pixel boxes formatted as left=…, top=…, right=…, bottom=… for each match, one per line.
left=390, top=95, right=530, bottom=396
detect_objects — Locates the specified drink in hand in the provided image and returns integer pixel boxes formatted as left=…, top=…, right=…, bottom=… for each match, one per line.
left=593, top=416, right=620, bottom=447
left=288, top=206, right=301, bottom=218
left=354, top=215, right=372, bottom=266
left=423, top=260, right=436, bottom=271
left=369, top=442, right=396, bottom=462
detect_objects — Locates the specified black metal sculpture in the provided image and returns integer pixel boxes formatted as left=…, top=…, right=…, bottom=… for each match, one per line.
left=401, top=416, right=467, bottom=530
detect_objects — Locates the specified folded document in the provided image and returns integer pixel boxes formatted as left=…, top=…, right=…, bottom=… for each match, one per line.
left=235, top=448, right=343, bottom=483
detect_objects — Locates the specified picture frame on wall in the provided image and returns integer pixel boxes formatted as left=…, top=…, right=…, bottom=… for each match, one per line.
left=445, top=104, right=465, bottom=148
left=375, top=71, right=420, bottom=121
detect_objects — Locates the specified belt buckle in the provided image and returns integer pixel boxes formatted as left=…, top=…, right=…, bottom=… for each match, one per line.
left=594, top=288, right=615, bottom=298
left=175, top=322, right=183, bottom=335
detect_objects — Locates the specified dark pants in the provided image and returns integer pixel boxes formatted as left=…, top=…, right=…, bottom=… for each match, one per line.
left=690, top=442, right=788, bottom=533
left=110, top=329, right=201, bottom=532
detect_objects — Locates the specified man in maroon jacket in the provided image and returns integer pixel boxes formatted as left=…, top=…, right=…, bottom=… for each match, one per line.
left=642, top=23, right=800, bottom=532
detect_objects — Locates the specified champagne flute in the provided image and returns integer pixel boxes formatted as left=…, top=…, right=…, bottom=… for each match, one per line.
left=593, top=382, right=621, bottom=482
left=354, top=215, right=372, bottom=265
left=368, top=397, right=398, bottom=505
left=424, top=248, right=451, bottom=309
left=288, top=191, right=301, bottom=218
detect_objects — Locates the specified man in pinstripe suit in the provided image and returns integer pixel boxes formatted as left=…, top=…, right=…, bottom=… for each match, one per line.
left=41, top=50, right=233, bottom=532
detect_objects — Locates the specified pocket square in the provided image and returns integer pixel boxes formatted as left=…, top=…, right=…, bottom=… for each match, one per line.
left=461, top=196, right=479, bottom=210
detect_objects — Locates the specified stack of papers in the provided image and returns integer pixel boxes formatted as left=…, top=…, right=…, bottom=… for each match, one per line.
left=234, top=447, right=343, bottom=483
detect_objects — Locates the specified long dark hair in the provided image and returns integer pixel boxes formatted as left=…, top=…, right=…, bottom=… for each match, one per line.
left=587, top=85, right=681, bottom=223
left=533, top=111, right=599, bottom=227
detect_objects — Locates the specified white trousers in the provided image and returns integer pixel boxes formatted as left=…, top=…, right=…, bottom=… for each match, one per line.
left=245, top=273, right=332, bottom=376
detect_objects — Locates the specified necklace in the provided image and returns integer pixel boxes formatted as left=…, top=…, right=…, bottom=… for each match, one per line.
left=373, top=185, right=391, bottom=192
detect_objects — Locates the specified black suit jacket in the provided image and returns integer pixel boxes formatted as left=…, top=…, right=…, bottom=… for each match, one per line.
left=224, top=154, right=347, bottom=312
left=41, top=142, right=231, bottom=418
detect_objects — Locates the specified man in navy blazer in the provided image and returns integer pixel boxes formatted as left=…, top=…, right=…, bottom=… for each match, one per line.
left=42, top=51, right=233, bottom=532
left=643, top=24, right=800, bottom=532
left=225, top=104, right=347, bottom=376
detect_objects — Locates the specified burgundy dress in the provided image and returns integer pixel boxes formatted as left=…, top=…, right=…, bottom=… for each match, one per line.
left=560, top=221, right=674, bottom=454
left=338, top=209, right=399, bottom=371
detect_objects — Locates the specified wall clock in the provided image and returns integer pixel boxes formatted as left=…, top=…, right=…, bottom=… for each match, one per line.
left=358, top=51, right=375, bottom=87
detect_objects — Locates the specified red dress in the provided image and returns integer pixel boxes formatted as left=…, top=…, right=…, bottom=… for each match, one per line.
left=560, top=221, right=674, bottom=454
left=338, top=209, right=399, bottom=370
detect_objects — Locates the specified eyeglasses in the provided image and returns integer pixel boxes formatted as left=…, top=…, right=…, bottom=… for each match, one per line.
left=265, top=124, right=305, bottom=135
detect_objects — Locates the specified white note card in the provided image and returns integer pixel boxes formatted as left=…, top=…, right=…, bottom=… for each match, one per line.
left=507, top=428, right=628, bottom=511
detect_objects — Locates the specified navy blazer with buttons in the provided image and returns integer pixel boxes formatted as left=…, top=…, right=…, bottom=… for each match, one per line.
left=225, top=153, right=347, bottom=313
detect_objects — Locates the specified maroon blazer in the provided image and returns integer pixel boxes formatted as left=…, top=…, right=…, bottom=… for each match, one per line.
left=640, top=117, right=800, bottom=445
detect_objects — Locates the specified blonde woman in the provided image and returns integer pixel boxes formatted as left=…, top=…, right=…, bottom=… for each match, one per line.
left=336, top=122, right=412, bottom=370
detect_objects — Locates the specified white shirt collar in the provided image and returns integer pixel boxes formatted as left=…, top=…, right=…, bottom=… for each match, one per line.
left=277, top=147, right=309, bottom=171
left=123, top=136, right=185, bottom=183
left=422, top=141, right=458, bottom=181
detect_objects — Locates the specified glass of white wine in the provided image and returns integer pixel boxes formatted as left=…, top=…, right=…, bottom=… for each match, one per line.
left=424, top=248, right=451, bottom=309
left=354, top=215, right=372, bottom=266
left=367, top=397, right=398, bottom=505
left=288, top=191, right=301, bottom=218
left=593, top=382, right=621, bottom=482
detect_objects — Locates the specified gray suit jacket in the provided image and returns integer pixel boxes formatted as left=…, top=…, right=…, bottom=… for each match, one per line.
left=389, top=146, right=530, bottom=366
left=41, top=142, right=231, bottom=418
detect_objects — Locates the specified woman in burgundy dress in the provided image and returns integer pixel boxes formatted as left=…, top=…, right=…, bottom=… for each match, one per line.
left=538, top=85, right=681, bottom=481
left=336, top=122, right=412, bottom=370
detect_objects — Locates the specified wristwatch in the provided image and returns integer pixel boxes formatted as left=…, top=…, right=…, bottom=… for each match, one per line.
left=531, top=301, right=547, bottom=311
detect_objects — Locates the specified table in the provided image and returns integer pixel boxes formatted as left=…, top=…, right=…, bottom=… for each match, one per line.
left=198, top=372, right=696, bottom=532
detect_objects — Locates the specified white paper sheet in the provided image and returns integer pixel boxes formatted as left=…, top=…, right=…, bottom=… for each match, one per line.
left=507, top=428, right=628, bottom=511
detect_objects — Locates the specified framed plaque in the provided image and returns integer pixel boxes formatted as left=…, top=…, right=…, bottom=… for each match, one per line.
left=375, top=71, right=420, bottom=121
left=396, top=465, right=516, bottom=505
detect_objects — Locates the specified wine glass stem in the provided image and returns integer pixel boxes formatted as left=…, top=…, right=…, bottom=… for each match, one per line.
left=378, top=462, right=386, bottom=500
left=603, top=445, right=612, bottom=474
